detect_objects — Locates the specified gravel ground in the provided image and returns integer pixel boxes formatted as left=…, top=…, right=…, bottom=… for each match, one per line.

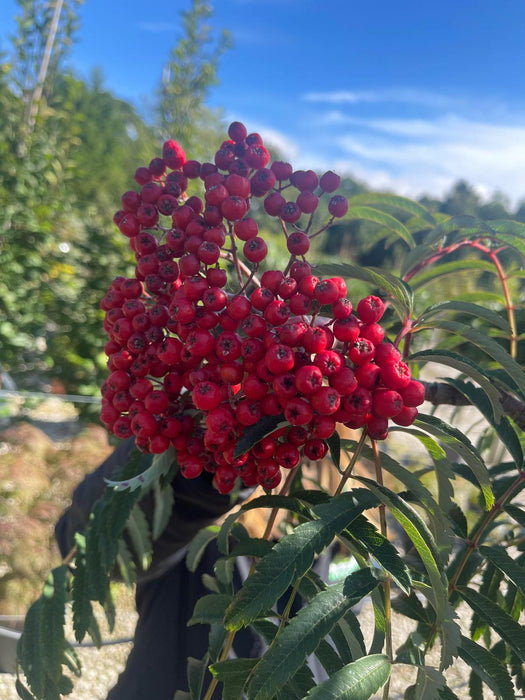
left=0, top=590, right=496, bottom=700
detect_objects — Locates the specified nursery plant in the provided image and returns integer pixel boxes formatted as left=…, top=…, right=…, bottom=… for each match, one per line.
left=15, top=122, right=525, bottom=699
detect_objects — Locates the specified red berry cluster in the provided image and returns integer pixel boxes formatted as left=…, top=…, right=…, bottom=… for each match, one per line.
left=100, top=122, right=424, bottom=494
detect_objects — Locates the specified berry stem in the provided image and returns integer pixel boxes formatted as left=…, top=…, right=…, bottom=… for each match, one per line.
left=334, top=429, right=368, bottom=496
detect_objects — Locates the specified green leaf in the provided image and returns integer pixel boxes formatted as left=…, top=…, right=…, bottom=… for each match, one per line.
left=105, top=445, right=176, bottom=491
left=347, top=437, right=453, bottom=561
left=346, top=515, right=412, bottom=594
left=326, top=429, right=341, bottom=470
left=409, top=259, right=496, bottom=290
left=421, top=319, right=525, bottom=399
left=15, top=679, right=36, bottom=700
left=444, top=378, right=523, bottom=470
left=72, top=536, right=95, bottom=643
left=152, top=481, right=174, bottom=540
left=315, top=262, right=413, bottom=318
left=186, top=526, right=220, bottom=572
left=233, top=414, right=286, bottom=458
left=303, top=654, right=391, bottom=700
left=458, top=635, right=515, bottom=700
left=408, top=349, right=504, bottom=424
left=188, top=594, right=231, bottom=626
left=505, top=504, right=525, bottom=529
left=458, top=586, right=525, bottom=660
left=187, top=655, right=209, bottom=700
left=17, top=566, right=69, bottom=699
left=341, top=204, right=416, bottom=248
left=330, top=612, right=366, bottom=662
left=126, top=504, right=152, bottom=571
left=347, top=191, right=436, bottom=225
left=415, top=413, right=494, bottom=510
left=210, top=658, right=259, bottom=700
left=247, top=570, right=381, bottom=700
left=224, top=490, right=378, bottom=629
left=354, top=477, right=448, bottom=624
left=405, top=666, right=446, bottom=700
left=416, top=300, right=511, bottom=333
left=479, top=544, right=525, bottom=596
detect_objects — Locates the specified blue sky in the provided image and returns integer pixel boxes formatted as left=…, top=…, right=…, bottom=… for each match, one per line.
left=2, top=0, right=525, bottom=207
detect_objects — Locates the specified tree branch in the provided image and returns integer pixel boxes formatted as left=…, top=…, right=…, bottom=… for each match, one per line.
left=423, top=381, right=525, bottom=431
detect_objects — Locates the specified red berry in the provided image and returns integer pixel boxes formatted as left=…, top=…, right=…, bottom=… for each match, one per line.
left=401, top=379, right=426, bottom=407
left=287, top=231, right=310, bottom=256
left=373, top=389, right=404, bottom=418
left=357, top=295, right=385, bottom=324
left=320, top=171, right=341, bottom=192
left=228, top=121, right=248, bottom=142
left=328, top=195, right=349, bottom=218
left=243, top=237, right=268, bottom=263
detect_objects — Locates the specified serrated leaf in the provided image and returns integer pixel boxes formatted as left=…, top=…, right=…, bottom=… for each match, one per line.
left=152, top=481, right=174, bottom=540
left=458, top=586, right=525, bottom=660
left=479, top=544, right=525, bottom=596
left=17, top=598, right=46, bottom=697
left=247, top=570, right=381, bottom=700
left=15, top=679, right=36, bottom=700
left=116, top=539, right=136, bottom=586
left=188, top=594, right=231, bottom=626
left=346, top=515, right=412, bottom=594
left=347, top=192, right=436, bottom=225
left=347, top=438, right=453, bottom=562
left=445, top=378, right=523, bottom=469
left=341, top=204, right=416, bottom=248
left=405, top=666, right=446, bottom=700
left=304, top=654, right=391, bottom=700
left=331, top=612, right=366, bottom=662
left=125, top=504, right=152, bottom=571
left=62, top=642, right=81, bottom=677
left=105, top=445, right=176, bottom=491
left=415, top=413, right=494, bottom=510
left=327, top=429, right=341, bottom=469
left=315, top=262, right=413, bottom=318
left=458, top=634, right=515, bottom=699
left=72, top=538, right=95, bottom=643
left=233, top=414, right=286, bottom=458
left=421, top=319, right=525, bottom=399
left=187, top=655, right=209, bottom=700
left=224, top=490, right=378, bottom=629
left=210, top=658, right=258, bottom=700
left=231, top=537, right=274, bottom=558
left=410, top=259, right=496, bottom=290
left=41, top=566, right=67, bottom=681
left=354, top=477, right=448, bottom=624
left=416, top=300, right=511, bottom=333
left=505, top=504, right=525, bottom=529
left=409, top=349, right=504, bottom=424
left=186, top=526, right=220, bottom=572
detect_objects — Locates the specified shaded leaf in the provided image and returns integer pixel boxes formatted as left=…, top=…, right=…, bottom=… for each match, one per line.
left=415, top=413, right=493, bottom=510
left=354, top=477, right=448, bottom=623
left=125, top=504, right=152, bottom=571
left=445, top=378, right=523, bottom=469
left=458, top=586, right=525, bottom=660
left=186, top=526, right=220, bottom=572
left=210, top=658, right=259, bottom=700
left=247, top=570, right=381, bottom=699
left=188, top=594, right=231, bottom=626
left=224, top=490, right=378, bottom=629
left=105, top=445, right=176, bottom=492
left=152, top=480, right=174, bottom=540
left=479, top=544, right=525, bottom=597
left=409, top=349, right=504, bottom=424
left=458, top=635, right=515, bottom=700
left=233, top=414, right=286, bottom=458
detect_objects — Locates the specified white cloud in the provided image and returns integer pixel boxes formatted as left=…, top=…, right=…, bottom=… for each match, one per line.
left=138, top=22, right=178, bottom=33
left=303, top=88, right=458, bottom=110
left=331, top=114, right=525, bottom=205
